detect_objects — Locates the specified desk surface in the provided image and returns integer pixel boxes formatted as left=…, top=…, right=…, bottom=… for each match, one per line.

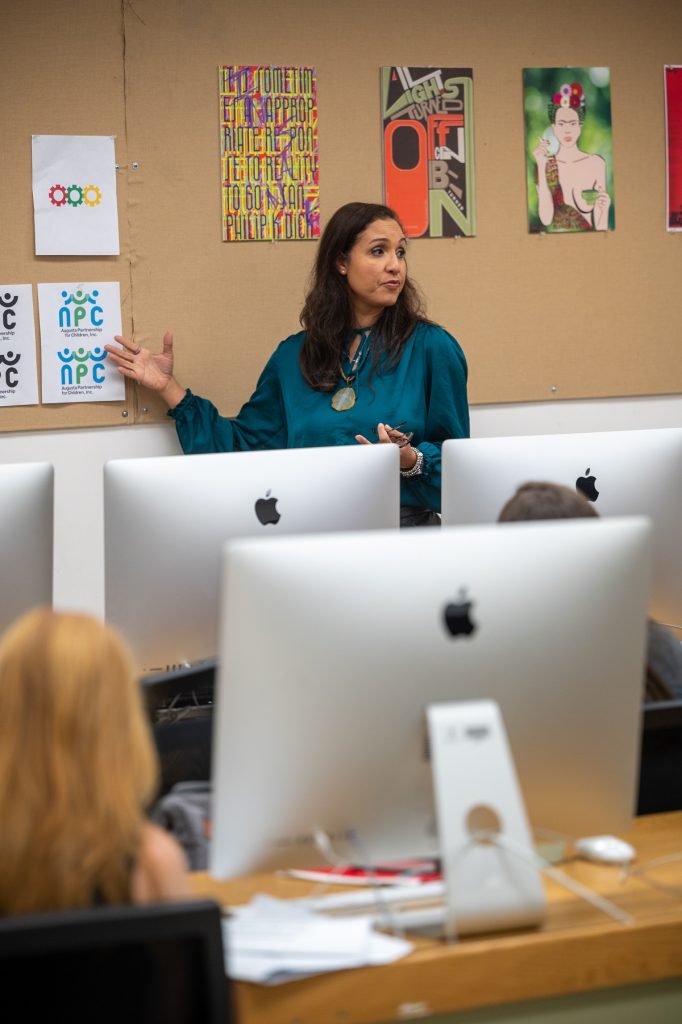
left=191, top=812, right=682, bottom=1024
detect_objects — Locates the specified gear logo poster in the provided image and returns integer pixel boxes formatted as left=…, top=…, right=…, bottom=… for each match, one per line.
left=523, top=68, right=614, bottom=233
left=665, top=66, right=682, bottom=231
left=219, top=65, right=319, bottom=242
left=381, top=66, right=476, bottom=238
left=37, top=282, right=124, bottom=404
left=0, top=285, right=39, bottom=408
left=32, top=136, right=120, bottom=255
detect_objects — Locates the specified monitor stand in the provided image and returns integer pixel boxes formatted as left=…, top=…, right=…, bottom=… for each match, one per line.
left=424, top=699, right=546, bottom=939
left=287, top=700, right=548, bottom=938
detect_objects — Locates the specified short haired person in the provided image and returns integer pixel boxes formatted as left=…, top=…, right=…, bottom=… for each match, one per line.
left=105, top=202, right=469, bottom=527
left=0, top=609, right=189, bottom=915
left=498, top=480, right=599, bottom=522
left=498, top=482, right=682, bottom=701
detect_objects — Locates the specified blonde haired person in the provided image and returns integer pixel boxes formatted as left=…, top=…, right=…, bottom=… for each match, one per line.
left=0, top=609, right=189, bottom=916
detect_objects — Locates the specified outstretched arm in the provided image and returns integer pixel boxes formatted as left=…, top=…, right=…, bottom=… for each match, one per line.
left=105, top=331, right=186, bottom=409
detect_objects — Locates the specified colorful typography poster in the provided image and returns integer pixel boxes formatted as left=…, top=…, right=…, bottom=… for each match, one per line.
left=32, top=135, right=120, bottom=255
left=665, top=66, right=682, bottom=231
left=219, top=65, right=319, bottom=242
left=381, top=66, right=476, bottom=238
left=37, top=282, right=124, bottom=405
left=523, top=68, right=615, bottom=233
left=0, top=285, right=39, bottom=407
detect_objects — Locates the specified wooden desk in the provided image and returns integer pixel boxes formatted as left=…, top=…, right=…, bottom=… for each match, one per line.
left=191, top=812, right=682, bottom=1024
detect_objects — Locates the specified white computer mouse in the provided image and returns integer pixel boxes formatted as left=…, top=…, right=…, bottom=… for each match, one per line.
left=574, top=834, right=636, bottom=865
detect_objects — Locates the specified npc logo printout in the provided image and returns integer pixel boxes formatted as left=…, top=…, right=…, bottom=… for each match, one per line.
left=38, top=282, right=124, bottom=404
left=0, top=284, right=39, bottom=408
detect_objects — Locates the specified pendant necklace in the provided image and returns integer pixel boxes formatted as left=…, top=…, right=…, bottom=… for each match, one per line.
left=331, top=328, right=371, bottom=412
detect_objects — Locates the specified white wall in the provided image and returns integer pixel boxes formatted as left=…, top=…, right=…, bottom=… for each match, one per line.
left=473, top=393, right=682, bottom=437
left=1, top=393, right=680, bottom=618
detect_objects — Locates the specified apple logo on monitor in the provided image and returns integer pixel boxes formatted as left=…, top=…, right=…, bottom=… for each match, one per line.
left=576, top=468, right=599, bottom=502
left=443, top=588, right=477, bottom=638
left=254, top=489, right=281, bottom=526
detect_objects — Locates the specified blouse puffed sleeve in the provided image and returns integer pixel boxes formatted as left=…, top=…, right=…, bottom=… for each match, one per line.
left=168, top=349, right=288, bottom=455
left=401, top=324, right=470, bottom=511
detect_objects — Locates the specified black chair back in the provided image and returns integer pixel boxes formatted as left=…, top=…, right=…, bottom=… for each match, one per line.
left=0, top=898, right=231, bottom=1024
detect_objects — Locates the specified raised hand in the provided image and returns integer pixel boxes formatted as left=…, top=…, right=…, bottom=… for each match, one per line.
left=532, top=137, right=551, bottom=169
left=105, top=331, right=185, bottom=407
left=593, top=184, right=611, bottom=231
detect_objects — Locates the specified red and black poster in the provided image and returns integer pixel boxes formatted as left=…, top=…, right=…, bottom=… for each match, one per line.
left=381, top=66, right=476, bottom=238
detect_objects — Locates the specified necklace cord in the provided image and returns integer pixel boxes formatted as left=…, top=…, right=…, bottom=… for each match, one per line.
left=331, top=329, right=372, bottom=412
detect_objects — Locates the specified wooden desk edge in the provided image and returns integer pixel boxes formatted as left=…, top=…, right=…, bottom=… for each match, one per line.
left=192, top=812, right=682, bottom=1024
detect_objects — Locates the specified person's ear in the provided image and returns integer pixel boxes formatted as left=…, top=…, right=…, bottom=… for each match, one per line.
left=336, top=255, right=348, bottom=276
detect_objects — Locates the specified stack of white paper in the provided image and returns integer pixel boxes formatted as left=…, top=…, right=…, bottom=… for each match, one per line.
left=224, top=894, right=413, bottom=986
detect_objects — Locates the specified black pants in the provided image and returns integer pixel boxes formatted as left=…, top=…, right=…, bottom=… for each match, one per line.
left=400, top=506, right=441, bottom=528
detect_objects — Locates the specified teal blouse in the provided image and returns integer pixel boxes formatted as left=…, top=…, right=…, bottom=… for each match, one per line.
left=168, top=321, right=469, bottom=512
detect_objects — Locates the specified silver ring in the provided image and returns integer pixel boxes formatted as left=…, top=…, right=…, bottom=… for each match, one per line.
left=131, top=346, right=141, bottom=355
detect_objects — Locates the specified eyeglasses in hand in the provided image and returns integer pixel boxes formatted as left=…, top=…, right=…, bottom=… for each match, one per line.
left=371, top=422, right=414, bottom=448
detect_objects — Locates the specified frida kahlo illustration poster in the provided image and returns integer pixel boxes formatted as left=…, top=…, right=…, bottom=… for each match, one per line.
left=219, top=65, right=319, bottom=242
left=381, top=66, right=476, bottom=238
left=523, top=67, right=614, bottom=233
left=665, top=66, right=682, bottom=231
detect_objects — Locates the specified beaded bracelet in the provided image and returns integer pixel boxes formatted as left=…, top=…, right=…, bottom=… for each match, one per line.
left=400, top=448, right=424, bottom=478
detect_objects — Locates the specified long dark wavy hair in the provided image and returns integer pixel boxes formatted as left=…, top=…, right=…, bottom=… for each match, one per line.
left=299, top=202, right=429, bottom=392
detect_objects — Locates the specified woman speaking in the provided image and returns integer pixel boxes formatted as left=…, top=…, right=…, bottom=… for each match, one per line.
left=106, top=202, right=470, bottom=526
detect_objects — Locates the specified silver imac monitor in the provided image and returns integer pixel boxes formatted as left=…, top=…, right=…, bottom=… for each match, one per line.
left=104, top=444, right=399, bottom=673
left=210, top=517, right=651, bottom=878
left=0, top=461, right=53, bottom=629
left=441, top=427, right=682, bottom=628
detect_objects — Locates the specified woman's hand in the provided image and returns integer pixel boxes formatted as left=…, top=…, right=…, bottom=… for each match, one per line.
left=104, top=331, right=186, bottom=408
left=593, top=184, right=611, bottom=231
left=532, top=137, right=550, bottom=171
left=356, top=422, right=418, bottom=471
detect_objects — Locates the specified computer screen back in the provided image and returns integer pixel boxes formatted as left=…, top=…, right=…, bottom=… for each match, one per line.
left=0, top=461, right=53, bottom=630
left=211, top=517, right=651, bottom=878
left=441, top=427, right=682, bottom=628
left=104, top=444, right=399, bottom=672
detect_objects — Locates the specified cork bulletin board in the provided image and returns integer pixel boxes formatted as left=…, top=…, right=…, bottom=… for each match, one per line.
left=1, top=0, right=680, bottom=434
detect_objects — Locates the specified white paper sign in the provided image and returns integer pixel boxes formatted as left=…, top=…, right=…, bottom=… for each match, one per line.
left=0, top=285, right=39, bottom=407
left=32, top=135, right=120, bottom=255
left=38, top=282, right=124, bottom=404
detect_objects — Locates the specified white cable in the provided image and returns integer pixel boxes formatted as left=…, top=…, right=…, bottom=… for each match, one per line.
left=311, top=827, right=399, bottom=931
left=312, top=827, right=344, bottom=867
left=312, top=827, right=637, bottom=933
left=624, top=852, right=682, bottom=873
left=433, top=836, right=489, bottom=944
left=493, top=832, right=634, bottom=925
left=345, top=829, right=405, bottom=935
left=620, top=851, right=682, bottom=896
